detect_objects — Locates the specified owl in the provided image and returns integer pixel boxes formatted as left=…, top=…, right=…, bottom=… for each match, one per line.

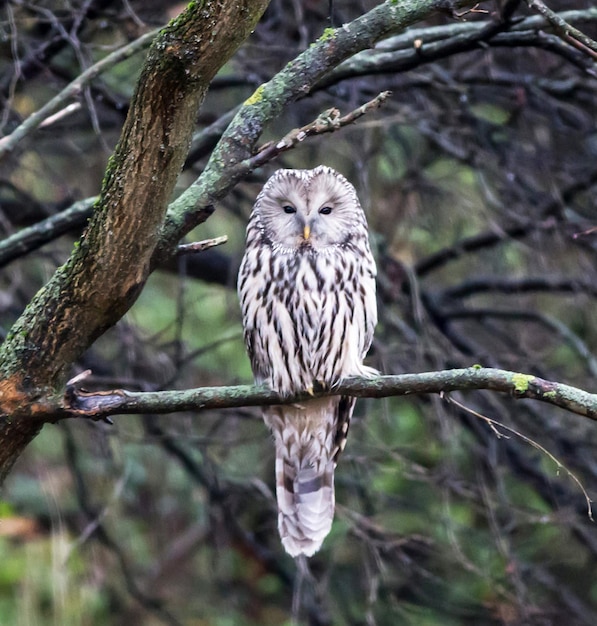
left=237, top=165, right=377, bottom=557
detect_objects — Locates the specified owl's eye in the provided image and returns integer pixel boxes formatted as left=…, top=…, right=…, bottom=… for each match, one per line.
left=319, top=206, right=333, bottom=215
left=283, top=205, right=296, bottom=214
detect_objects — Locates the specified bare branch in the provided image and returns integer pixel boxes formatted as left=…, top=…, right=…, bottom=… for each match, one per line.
left=318, top=8, right=597, bottom=89
left=437, top=276, right=597, bottom=301
left=177, top=236, right=228, bottom=256
left=525, top=0, right=597, bottom=59
left=0, top=197, right=96, bottom=268
left=0, top=29, right=159, bottom=158
left=414, top=217, right=559, bottom=277
left=62, top=367, right=597, bottom=422
left=240, top=91, right=392, bottom=173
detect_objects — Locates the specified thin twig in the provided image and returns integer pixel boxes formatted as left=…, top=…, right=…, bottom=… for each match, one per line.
left=573, top=225, right=597, bottom=238
left=0, top=28, right=159, bottom=158
left=177, top=235, right=228, bottom=256
left=445, top=395, right=593, bottom=520
left=525, top=0, right=597, bottom=59
left=248, top=91, right=392, bottom=169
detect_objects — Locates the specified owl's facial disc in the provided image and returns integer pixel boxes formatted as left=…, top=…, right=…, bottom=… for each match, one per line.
left=257, top=167, right=364, bottom=250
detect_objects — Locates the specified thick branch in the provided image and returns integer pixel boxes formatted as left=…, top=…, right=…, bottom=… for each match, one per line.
left=0, top=2, right=269, bottom=388
left=0, top=1, right=270, bottom=483
left=318, top=8, right=597, bottom=88
left=156, top=0, right=479, bottom=257
left=63, top=368, right=597, bottom=422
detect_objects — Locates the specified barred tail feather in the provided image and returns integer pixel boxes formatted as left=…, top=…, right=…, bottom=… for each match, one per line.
left=265, top=396, right=354, bottom=557
left=276, top=448, right=335, bottom=557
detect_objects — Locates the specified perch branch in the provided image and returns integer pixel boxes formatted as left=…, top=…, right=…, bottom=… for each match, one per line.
left=62, top=367, right=597, bottom=422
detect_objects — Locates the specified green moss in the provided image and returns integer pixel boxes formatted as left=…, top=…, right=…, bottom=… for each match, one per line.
left=319, top=27, right=337, bottom=41
left=243, top=84, right=265, bottom=106
left=512, top=373, right=534, bottom=393
left=542, top=390, right=557, bottom=399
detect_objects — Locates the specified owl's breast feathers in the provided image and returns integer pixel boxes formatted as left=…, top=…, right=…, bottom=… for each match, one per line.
left=238, top=238, right=376, bottom=396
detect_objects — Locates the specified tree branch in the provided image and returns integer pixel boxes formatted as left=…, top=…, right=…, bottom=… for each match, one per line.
left=415, top=164, right=597, bottom=277
left=318, top=8, right=597, bottom=88
left=62, top=367, right=597, bottom=422
left=0, top=2, right=269, bottom=387
left=0, top=1, right=270, bottom=483
left=0, top=28, right=159, bottom=158
left=0, top=94, right=389, bottom=270
left=437, top=276, right=597, bottom=302
left=525, top=0, right=597, bottom=58
left=235, top=91, right=392, bottom=174
left=177, top=236, right=228, bottom=256
left=0, top=197, right=96, bottom=268
left=155, top=0, right=480, bottom=257
left=414, top=217, right=559, bottom=277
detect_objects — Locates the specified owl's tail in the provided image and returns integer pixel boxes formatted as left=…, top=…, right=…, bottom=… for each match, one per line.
left=265, top=396, right=354, bottom=557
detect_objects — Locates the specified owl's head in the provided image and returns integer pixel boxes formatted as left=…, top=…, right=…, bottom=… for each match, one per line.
left=252, top=166, right=369, bottom=251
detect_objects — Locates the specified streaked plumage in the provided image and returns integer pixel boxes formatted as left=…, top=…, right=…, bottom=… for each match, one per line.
left=237, top=165, right=377, bottom=556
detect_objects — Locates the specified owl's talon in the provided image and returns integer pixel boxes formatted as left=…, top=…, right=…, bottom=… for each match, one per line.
left=305, top=385, right=315, bottom=396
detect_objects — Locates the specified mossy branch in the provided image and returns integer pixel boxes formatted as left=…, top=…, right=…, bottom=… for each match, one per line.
left=0, top=0, right=269, bottom=483
left=156, top=0, right=480, bottom=255
left=62, top=367, right=597, bottom=422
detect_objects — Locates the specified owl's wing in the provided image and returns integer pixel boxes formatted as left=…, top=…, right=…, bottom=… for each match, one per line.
left=238, top=246, right=272, bottom=385
left=359, top=255, right=378, bottom=362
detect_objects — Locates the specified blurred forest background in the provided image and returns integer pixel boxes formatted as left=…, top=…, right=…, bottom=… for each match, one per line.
left=1, top=0, right=597, bottom=624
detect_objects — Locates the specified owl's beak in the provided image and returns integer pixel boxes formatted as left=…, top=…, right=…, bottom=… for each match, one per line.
left=303, top=225, right=311, bottom=240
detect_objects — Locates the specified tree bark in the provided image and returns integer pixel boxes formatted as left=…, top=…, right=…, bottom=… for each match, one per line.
left=0, top=0, right=269, bottom=483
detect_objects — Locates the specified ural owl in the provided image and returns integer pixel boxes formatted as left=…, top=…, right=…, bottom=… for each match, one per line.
left=238, top=166, right=377, bottom=557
